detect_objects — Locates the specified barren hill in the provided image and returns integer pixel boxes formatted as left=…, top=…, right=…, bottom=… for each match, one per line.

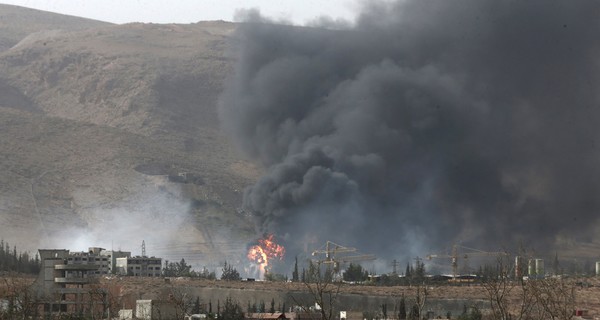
left=0, top=4, right=111, bottom=52
left=0, top=5, right=257, bottom=270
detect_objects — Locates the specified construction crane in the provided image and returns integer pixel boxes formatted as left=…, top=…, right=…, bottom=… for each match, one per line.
left=311, top=241, right=376, bottom=274
left=426, top=244, right=508, bottom=280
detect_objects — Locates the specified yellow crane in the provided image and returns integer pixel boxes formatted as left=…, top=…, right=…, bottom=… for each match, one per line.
left=311, top=241, right=376, bottom=273
left=426, top=244, right=508, bottom=280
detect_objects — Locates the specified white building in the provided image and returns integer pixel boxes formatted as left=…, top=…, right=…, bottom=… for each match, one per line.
left=136, top=300, right=178, bottom=320
left=116, top=256, right=162, bottom=277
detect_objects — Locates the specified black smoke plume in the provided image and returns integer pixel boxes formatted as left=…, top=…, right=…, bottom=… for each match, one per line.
left=219, top=1, right=600, bottom=260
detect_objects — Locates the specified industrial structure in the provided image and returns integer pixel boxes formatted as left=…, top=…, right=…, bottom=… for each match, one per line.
left=426, top=244, right=508, bottom=279
left=527, top=258, right=545, bottom=279
left=311, top=241, right=376, bottom=275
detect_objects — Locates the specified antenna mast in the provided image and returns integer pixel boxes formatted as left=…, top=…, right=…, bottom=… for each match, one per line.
left=391, top=259, right=400, bottom=274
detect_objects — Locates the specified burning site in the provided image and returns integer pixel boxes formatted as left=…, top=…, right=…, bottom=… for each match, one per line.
left=4, top=1, right=600, bottom=318
left=246, top=234, right=286, bottom=279
left=219, top=0, right=600, bottom=272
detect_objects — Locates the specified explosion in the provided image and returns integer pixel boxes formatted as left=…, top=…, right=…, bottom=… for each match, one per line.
left=247, top=234, right=285, bottom=279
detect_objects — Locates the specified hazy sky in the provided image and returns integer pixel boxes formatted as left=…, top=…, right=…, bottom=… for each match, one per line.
left=0, top=0, right=358, bottom=24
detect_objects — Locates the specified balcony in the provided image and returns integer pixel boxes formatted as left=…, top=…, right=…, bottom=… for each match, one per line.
left=55, top=264, right=99, bottom=271
left=54, top=277, right=93, bottom=284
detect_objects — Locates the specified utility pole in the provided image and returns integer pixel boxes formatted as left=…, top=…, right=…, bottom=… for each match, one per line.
left=391, top=259, right=400, bottom=275
left=142, top=240, right=146, bottom=257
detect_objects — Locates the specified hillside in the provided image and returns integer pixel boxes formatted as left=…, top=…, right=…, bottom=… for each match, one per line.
left=0, top=5, right=258, bottom=270
left=0, top=4, right=111, bottom=52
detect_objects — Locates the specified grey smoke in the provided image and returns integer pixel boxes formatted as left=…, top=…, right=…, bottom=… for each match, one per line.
left=219, top=1, right=600, bottom=260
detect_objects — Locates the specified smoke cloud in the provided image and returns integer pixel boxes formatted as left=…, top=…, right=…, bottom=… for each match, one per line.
left=40, top=179, right=214, bottom=269
left=219, top=1, right=600, bottom=260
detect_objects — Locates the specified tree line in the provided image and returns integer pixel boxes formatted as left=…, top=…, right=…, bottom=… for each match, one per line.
left=163, top=259, right=243, bottom=281
left=163, top=258, right=217, bottom=279
left=0, top=240, right=40, bottom=275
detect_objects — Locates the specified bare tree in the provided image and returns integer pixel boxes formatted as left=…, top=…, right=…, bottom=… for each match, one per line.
left=482, top=255, right=577, bottom=320
left=1, top=276, right=39, bottom=319
left=166, top=286, right=195, bottom=319
left=530, top=277, right=576, bottom=320
left=482, top=257, right=534, bottom=320
left=291, top=261, right=341, bottom=320
left=416, top=284, right=428, bottom=320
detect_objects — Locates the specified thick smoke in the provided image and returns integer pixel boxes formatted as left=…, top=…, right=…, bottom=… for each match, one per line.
left=219, top=1, right=600, bottom=260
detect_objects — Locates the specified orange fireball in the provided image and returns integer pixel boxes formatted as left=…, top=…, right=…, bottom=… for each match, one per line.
left=247, top=234, right=285, bottom=278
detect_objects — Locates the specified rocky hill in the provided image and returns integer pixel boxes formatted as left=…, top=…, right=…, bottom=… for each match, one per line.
left=0, top=4, right=110, bottom=52
left=0, top=5, right=257, bottom=270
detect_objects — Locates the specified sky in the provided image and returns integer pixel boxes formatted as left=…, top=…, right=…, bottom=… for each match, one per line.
left=0, top=0, right=358, bottom=24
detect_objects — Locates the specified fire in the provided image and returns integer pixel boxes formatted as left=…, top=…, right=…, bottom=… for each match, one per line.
left=247, top=234, right=285, bottom=278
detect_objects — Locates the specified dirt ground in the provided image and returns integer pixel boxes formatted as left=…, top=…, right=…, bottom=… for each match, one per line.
left=101, top=276, right=600, bottom=317
left=2, top=275, right=599, bottom=317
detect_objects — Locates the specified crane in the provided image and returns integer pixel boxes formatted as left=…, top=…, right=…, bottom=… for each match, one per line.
left=311, top=241, right=376, bottom=274
left=426, top=244, right=508, bottom=280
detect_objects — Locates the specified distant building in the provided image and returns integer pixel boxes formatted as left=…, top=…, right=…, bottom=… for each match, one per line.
left=246, top=313, right=319, bottom=320
left=65, top=247, right=110, bottom=275
left=99, top=249, right=131, bottom=274
left=136, top=299, right=179, bottom=320
left=59, top=247, right=131, bottom=276
left=246, top=313, right=290, bottom=320
left=119, top=309, right=134, bottom=319
left=116, top=256, right=162, bottom=277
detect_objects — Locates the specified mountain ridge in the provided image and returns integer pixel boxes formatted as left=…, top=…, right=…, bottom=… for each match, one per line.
left=0, top=5, right=255, bottom=269
left=0, top=4, right=112, bottom=52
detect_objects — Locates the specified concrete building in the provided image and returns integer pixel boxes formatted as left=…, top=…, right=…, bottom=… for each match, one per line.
left=99, top=249, right=131, bottom=274
left=52, top=247, right=136, bottom=276
left=35, top=249, right=108, bottom=318
left=116, top=256, right=162, bottom=277
left=65, top=247, right=110, bottom=276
